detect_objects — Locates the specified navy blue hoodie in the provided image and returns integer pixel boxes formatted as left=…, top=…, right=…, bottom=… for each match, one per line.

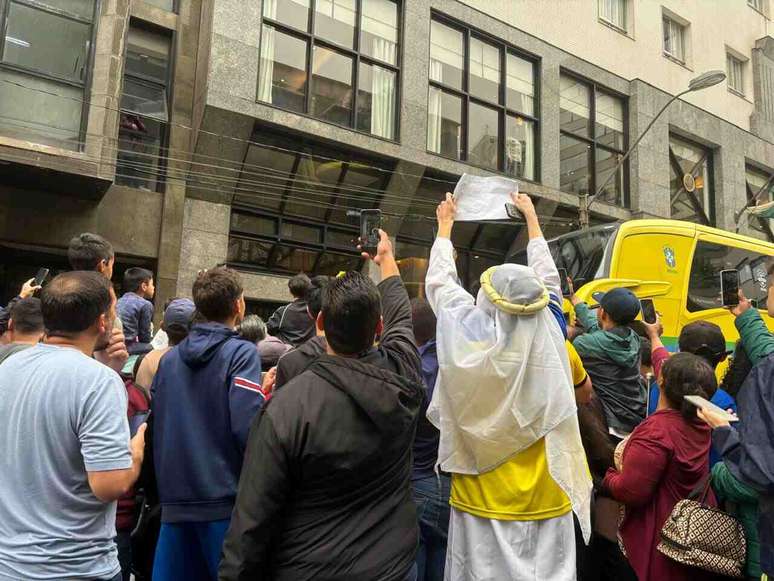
left=151, top=322, right=264, bottom=523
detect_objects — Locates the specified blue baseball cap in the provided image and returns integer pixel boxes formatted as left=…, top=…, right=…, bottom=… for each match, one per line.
left=163, top=298, right=195, bottom=330
left=592, top=288, right=640, bottom=324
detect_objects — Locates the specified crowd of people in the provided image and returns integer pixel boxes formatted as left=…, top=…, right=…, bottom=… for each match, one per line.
left=0, top=193, right=771, bottom=581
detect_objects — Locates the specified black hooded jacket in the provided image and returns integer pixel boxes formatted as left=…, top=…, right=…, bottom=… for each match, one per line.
left=219, top=276, right=423, bottom=581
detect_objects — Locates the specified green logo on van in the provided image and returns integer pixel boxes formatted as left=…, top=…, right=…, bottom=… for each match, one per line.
left=663, top=246, right=676, bottom=269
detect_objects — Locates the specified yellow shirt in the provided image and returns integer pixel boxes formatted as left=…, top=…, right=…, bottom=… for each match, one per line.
left=566, top=341, right=588, bottom=388
left=449, top=342, right=584, bottom=521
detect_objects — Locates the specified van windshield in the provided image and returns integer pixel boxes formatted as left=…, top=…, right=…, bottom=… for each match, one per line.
left=511, top=223, right=620, bottom=286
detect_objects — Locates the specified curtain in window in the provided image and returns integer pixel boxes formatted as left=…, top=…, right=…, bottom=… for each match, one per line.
left=427, top=61, right=443, bottom=153
left=601, top=0, right=624, bottom=28
left=258, top=0, right=278, bottom=104
left=369, top=39, right=395, bottom=139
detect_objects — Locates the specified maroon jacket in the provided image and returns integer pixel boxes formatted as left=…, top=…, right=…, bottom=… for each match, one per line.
left=116, top=380, right=150, bottom=532
left=603, top=409, right=717, bottom=581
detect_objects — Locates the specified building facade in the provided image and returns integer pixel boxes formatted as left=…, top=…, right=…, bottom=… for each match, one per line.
left=1, top=0, right=774, bottom=312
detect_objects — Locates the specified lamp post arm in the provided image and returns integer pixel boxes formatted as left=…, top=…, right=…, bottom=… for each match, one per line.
left=585, top=88, right=690, bottom=214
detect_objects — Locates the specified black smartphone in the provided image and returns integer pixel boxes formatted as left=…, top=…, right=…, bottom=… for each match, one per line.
left=720, top=269, right=740, bottom=307
left=33, top=267, right=49, bottom=287
left=359, top=209, right=382, bottom=256
left=558, top=268, right=571, bottom=297
left=640, top=298, right=657, bottom=324
left=129, top=410, right=151, bottom=437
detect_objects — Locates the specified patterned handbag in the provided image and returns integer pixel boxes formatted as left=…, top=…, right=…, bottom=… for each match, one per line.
left=657, top=474, right=747, bottom=578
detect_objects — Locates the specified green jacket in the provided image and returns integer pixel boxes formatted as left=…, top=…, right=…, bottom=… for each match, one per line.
left=573, top=302, right=644, bottom=433
left=736, top=308, right=774, bottom=365
left=712, top=461, right=761, bottom=578
left=573, top=303, right=642, bottom=367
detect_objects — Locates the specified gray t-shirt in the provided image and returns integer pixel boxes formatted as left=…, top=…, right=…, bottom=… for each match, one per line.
left=0, top=344, right=131, bottom=581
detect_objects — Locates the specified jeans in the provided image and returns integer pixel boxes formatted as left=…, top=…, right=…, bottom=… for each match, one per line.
left=152, top=519, right=230, bottom=581
left=115, top=530, right=132, bottom=581
left=412, top=474, right=451, bottom=581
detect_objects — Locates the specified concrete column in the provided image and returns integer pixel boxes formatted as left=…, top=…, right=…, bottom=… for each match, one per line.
left=176, top=198, right=231, bottom=296
left=713, top=126, right=750, bottom=234
left=155, top=0, right=204, bottom=317
left=628, top=81, right=671, bottom=219
left=750, top=36, right=774, bottom=143
left=539, top=61, right=562, bottom=190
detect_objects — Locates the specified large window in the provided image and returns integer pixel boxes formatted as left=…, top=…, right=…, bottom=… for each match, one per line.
left=258, top=0, right=399, bottom=140
left=0, top=0, right=98, bottom=149
left=688, top=241, right=771, bottom=312
left=746, top=166, right=774, bottom=240
left=669, top=135, right=713, bottom=225
left=227, top=133, right=395, bottom=275
left=427, top=15, right=538, bottom=181
left=116, top=26, right=172, bottom=192
left=559, top=73, right=627, bottom=206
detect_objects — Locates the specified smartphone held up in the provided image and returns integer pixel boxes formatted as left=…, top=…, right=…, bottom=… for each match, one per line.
left=359, top=209, right=382, bottom=257
left=720, top=269, right=740, bottom=307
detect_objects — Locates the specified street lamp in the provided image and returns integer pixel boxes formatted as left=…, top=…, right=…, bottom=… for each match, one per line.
left=579, top=70, right=727, bottom=229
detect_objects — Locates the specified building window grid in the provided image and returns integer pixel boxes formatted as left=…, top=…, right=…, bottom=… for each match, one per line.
left=599, top=0, right=626, bottom=32
left=559, top=72, right=628, bottom=208
left=662, top=16, right=685, bottom=63
left=259, top=0, right=401, bottom=141
left=0, top=0, right=99, bottom=150
left=426, top=13, right=540, bottom=181
left=727, top=53, right=745, bottom=95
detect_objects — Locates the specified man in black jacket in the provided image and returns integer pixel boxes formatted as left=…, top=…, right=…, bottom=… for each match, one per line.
left=219, top=230, right=423, bottom=581
left=273, top=275, right=330, bottom=389
left=266, top=273, right=315, bottom=347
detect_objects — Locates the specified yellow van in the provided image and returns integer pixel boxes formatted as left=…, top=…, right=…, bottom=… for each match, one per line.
left=514, top=219, right=774, bottom=351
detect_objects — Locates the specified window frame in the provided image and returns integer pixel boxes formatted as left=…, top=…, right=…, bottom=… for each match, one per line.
left=662, top=15, right=685, bottom=64
left=559, top=69, right=629, bottom=208
left=426, top=11, right=541, bottom=182
left=116, top=20, right=175, bottom=193
left=258, top=0, right=403, bottom=142
left=726, top=52, right=745, bottom=96
left=0, top=0, right=101, bottom=150
left=748, top=0, right=767, bottom=16
left=598, top=0, right=627, bottom=33
left=228, top=204, right=367, bottom=275
left=668, top=134, right=715, bottom=226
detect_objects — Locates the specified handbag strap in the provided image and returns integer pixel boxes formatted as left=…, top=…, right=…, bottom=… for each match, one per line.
left=687, top=473, right=712, bottom=504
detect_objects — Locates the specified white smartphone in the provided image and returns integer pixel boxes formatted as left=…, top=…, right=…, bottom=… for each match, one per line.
left=684, top=395, right=739, bottom=422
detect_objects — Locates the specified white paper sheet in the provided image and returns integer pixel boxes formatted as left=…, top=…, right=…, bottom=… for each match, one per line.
left=453, top=173, right=520, bottom=221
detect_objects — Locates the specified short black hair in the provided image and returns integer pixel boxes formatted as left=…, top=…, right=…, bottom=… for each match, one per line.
left=41, top=271, right=112, bottom=336
left=679, top=321, right=727, bottom=369
left=305, top=275, right=330, bottom=320
left=9, top=298, right=44, bottom=335
left=289, top=273, right=312, bottom=299
left=238, top=315, right=267, bottom=344
left=661, top=352, right=718, bottom=422
left=192, top=267, right=243, bottom=323
left=166, top=325, right=189, bottom=346
left=68, top=233, right=114, bottom=271
left=123, top=267, right=154, bottom=293
left=411, top=298, right=436, bottom=347
left=322, top=271, right=381, bottom=355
